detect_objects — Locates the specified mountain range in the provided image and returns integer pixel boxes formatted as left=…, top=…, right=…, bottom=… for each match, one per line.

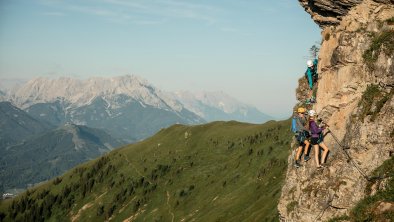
left=1, top=75, right=272, bottom=142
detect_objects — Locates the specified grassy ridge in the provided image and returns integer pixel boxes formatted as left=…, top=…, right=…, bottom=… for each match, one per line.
left=0, top=119, right=292, bottom=222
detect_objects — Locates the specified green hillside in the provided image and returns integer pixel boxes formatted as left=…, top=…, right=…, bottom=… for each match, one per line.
left=0, top=119, right=292, bottom=222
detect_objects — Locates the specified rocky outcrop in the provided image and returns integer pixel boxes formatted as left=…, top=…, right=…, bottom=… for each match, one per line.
left=299, top=0, right=363, bottom=27
left=299, top=0, right=393, bottom=27
left=279, top=0, right=394, bottom=221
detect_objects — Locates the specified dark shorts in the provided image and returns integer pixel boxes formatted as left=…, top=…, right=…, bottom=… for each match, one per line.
left=296, top=131, right=310, bottom=146
left=311, top=137, right=320, bottom=145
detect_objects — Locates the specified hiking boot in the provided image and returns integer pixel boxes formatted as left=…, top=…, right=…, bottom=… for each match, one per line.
left=294, top=161, right=301, bottom=168
left=304, top=155, right=311, bottom=162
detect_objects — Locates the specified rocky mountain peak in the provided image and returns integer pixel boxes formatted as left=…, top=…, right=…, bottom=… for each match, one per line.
left=7, top=75, right=182, bottom=112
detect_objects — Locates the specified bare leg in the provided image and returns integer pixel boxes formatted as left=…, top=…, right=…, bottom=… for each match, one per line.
left=319, top=142, right=329, bottom=164
left=304, top=140, right=310, bottom=156
left=314, top=144, right=320, bottom=167
left=295, top=146, right=303, bottom=161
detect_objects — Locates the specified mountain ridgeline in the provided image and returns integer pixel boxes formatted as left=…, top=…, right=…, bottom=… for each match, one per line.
left=0, top=119, right=292, bottom=222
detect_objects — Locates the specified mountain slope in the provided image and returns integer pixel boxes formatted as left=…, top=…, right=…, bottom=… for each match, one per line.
left=0, top=124, right=124, bottom=192
left=172, top=91, right=272, bottom=123
left=0, top=119, right=292, bottom=222
left=0, top=102, right=53, bottom=148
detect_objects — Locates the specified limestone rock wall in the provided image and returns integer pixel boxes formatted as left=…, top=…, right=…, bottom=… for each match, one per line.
left=278, top=0, right=394, bottom=221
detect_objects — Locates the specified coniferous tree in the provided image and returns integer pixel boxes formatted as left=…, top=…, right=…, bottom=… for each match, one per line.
left=310, top=44, right=320, bottom=58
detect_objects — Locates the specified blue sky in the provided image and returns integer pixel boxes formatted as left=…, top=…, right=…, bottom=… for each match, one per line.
left=0, top=0, right=321, bottom=118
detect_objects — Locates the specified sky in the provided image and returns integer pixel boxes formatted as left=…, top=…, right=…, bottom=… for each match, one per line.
left=0, top=0, right=321, bottom=118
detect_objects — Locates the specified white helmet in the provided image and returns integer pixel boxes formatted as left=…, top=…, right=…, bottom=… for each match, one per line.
left=307, top=60, right=313, bottom=67
left=308, top=110, right=316, bottom=117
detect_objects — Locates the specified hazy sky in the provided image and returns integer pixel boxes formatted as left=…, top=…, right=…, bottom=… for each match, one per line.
left=0, top=0, right=321, bottom=118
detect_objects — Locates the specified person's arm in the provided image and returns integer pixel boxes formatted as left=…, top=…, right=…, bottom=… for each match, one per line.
left=296, top=117, right=307, bottom=131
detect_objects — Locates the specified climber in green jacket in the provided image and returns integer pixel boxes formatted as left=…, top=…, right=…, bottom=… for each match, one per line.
left=305, top=59, right=318, bottom=104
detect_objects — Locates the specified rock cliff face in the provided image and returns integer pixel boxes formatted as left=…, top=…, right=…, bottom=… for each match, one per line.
left=278, top=0, right=394, bottom=221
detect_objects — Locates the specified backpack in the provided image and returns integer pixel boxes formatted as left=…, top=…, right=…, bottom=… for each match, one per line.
left=291, top=116, right=298, bottom=133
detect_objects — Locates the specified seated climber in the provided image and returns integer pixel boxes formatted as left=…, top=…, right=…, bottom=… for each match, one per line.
left=305, top=59, right=318, bottom=104
left=293, top=107, right=311, bottom=168
left=308, top=110, right=329, bottom=168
